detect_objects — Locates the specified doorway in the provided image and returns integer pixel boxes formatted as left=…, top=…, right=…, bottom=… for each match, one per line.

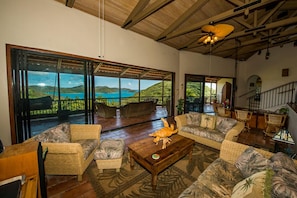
left=184, top=74, right=234, bottom=113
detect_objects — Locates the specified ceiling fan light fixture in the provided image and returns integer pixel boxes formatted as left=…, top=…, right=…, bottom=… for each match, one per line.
left=199, top=24, right=234, bottom=45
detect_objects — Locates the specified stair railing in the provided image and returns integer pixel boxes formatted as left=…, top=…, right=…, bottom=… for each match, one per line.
left=247, top=81, right=296, bottom=111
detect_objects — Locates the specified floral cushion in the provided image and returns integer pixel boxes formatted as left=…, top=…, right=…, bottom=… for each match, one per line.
left=33, top=122, right=70, bottom=143
left=231, top=169, right=273, bottom=198
left=94, top=139, right=125, bottom=160
left=179, top=158, right=244, bottom=198
left=73, top=139, right=99, bottom=160
left=272, top=168, right=297, bottom=198
left=235, top=147, right=271, bottom=178
left=200, top=114, right=216, bottom=129
left=186, top=112, right=202, bottom=126
left=216, top=117, right=237, bottom=134
left=269, top=152, right=297, bottom=174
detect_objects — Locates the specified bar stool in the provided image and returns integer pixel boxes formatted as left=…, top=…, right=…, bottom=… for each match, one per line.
left=217, top=106, right=231, bottom=117
left=235, top=109, right=253, bottom=132
left=264, top=113, right=287, bottom=137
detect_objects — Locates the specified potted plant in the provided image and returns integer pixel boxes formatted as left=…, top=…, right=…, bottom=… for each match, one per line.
left=176, top=98, right=184, bottom=115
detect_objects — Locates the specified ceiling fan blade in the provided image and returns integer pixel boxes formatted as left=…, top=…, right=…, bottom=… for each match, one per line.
left=198, top=35, right=208, bottom=43
left=201, top=25, right=216, bottom=33
left=213, top=24, right=234, bottom=37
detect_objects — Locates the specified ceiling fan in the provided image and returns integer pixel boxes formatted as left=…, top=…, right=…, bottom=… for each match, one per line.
left=198, top=24, right=234, bottom=44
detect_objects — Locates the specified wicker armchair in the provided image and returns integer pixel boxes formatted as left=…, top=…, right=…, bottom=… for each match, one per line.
left=26, top=124, right=102, bottom=181
left=95, top=102, right=117, bottom=118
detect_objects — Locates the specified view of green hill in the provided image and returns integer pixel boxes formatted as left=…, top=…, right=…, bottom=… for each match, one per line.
left=137, top=81, right=171, bottom=97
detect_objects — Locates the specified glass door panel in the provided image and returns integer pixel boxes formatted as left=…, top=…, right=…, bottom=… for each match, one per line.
left=184, top=75, right=204, bottom=113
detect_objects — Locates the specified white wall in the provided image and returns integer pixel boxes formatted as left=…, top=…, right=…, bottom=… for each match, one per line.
left=0, top=0, right=179, bottom=146
left=236, top=44, right=297, bottom=108
left=178, top=51, right=235, bottom=99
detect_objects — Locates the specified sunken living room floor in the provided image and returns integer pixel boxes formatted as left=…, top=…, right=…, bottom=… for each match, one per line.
left=46, top=119, right=276, bottom=198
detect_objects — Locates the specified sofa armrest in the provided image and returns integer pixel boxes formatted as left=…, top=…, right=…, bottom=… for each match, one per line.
left=174, top=114, right=187, bottom=130
left=70, top=124, right=101, bottom=141
left=220, top=140, right=275, bottom=165
left=224, top=121, right=245, bottom=141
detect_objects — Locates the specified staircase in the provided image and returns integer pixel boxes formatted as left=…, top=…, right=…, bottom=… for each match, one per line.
left=247, top=81, right=297, bottom=112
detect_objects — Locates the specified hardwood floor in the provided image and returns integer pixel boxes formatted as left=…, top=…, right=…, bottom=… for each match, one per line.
left=46, top=115, right=276, bottom=198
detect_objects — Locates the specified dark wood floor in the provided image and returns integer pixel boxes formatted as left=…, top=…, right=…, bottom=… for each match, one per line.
left=46, top=115, right=276, bottom=198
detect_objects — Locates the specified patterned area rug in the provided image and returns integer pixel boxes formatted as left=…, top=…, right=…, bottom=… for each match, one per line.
left=87, top=143, right=219, bottom=198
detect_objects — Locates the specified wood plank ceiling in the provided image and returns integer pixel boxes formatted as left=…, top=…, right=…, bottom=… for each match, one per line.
left=54, top=0, right=297, bottom=61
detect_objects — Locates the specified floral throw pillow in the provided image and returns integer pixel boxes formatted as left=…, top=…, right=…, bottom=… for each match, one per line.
left=34, top=123, right=70, bottom=143
left=200, top=114, right=216, bottom=129
left=186, top=112, right=201, bottom=126
left=232, top=169, right=273, bottom=198
left=269, top=152, right=297, bottom=174
left=235, top=147, right=271, bottom=178
left=216, top=117, right=237, bottom=134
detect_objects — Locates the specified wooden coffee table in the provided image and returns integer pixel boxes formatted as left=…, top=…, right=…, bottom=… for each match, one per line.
left=128, top=134, right=195, bottom=189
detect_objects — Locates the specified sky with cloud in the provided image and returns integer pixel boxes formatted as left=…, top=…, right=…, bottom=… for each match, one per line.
left=28, top=71, right=159, bottom=90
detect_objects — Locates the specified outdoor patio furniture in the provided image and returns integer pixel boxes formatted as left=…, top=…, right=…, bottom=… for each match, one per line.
left=95, top=102, right=117, bottom=118
left=120, top=101, right=155, bottom=118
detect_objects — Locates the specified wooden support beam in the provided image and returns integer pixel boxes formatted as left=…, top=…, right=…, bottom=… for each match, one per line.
left=159, top=0, right=283, bottom=41
left=66, top=0, right=75, bottom=8
left=122, top=0, right=150, bottom=28
left=156, top=0, right=209, bottom=41
left=123, top=0, right=173, bottom=29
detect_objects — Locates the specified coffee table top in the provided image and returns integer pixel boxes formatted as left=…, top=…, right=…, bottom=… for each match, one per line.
left=128, top=134, right=195, bottom=165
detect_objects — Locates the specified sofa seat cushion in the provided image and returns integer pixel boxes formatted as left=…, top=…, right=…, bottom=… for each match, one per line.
left=33, top=122, right=70, bottom=143
left=179, top=158, right=244, bottom=198
left=181, top=125, right=225, bottom=143
left=73, top=139, right=99, bottom=160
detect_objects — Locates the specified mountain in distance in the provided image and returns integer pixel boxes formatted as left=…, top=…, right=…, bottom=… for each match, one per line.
left=136, top=81, right=172, bottom=97
left=28, top=85, right=138, bottom=98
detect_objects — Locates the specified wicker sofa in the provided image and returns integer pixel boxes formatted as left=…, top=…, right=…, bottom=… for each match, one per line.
left=120, top=101, right=155, bottom=118
left=174, top=113, right=244, bottom=150
left=179, top=140, right=297, bottom=197
left=25, top=123, right=101, bottom=181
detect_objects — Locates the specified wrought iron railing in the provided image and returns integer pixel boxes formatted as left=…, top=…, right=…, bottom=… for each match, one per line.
left=29, top=95, right=171, bottom=118
left=247, top=81, right=296, bottom=111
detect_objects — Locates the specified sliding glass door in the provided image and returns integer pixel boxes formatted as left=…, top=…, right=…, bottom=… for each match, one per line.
left=10, top=49, right=95, bottom=143
left=184, top=75, right=204, bottom=113
left=184, top=74, right=234, bottom=113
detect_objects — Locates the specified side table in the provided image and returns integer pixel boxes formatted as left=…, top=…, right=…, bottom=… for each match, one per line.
left=273, top=129, right=296, bottom=158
